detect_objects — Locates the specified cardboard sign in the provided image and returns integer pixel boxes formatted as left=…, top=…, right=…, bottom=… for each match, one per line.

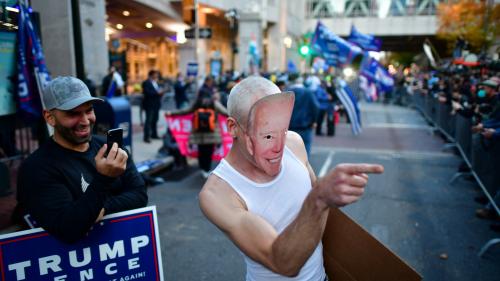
left=165, top=113, right=232, bottom=161
left=0, top=206, right=163, bottom=281
left=323, top=208, right=422, bottom=281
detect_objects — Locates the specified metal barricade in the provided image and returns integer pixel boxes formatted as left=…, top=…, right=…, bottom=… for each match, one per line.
left=448, top=112, right=457, bottom=139
left=1, top=124, right=41, bottom=196
left=412, top=91, right=425, bottom=115
left=424, top=94, right=433, bottom=123
left=429, top=95, right=439, bottom=125
left=471, top=135, right=493, bottom=193
left=414, top=97, right=500, bottom=256
left=437, top=102, right=455, bottom=141
left=455, top=114, right=473, bottom=162
left=475, top=138, right=500, bottom=257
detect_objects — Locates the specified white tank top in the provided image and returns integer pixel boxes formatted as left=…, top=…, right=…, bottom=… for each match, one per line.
left=212, top=146, right=326, bottom=281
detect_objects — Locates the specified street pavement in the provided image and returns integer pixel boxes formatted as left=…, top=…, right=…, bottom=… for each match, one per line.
left=145, top=102, right=500, bottom=281
left=1, top=101, right=497, bottom=279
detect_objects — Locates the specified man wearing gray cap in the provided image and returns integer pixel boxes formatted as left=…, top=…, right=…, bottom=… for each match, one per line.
left=15, top=76, right=148, bottom=243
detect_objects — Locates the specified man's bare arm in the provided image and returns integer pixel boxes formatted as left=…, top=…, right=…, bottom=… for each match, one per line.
left=199, top=132, right=383, bottom=277
left=199, top=175, right=326, bottom=277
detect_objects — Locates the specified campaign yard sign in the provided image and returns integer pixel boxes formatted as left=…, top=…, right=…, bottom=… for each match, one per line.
left=0, top=206, right=163, bottom=281
left=165, top=113, right=232, bottom=161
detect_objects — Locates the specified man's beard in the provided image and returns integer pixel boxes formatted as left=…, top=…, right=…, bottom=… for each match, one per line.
left=54, top=123, right=93, bottom=145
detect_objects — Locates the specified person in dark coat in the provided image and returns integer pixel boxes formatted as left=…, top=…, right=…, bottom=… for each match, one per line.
left=142, top=70, right=165, bottom=143
left=287, top=73, right=320, bottom=156
left=199, top=75, right=217, bottom=98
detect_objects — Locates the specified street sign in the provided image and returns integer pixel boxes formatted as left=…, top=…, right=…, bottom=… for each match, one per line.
left=184, top=27, right=212, bottom=39
left=186, top=62, right=198, bottom=77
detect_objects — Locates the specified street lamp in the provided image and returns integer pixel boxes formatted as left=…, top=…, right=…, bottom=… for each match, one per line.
left=283, top=36, right=292, bottom=49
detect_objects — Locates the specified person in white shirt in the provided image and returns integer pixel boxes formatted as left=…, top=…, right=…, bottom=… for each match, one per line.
left=199, top=76, right=384, bottom=280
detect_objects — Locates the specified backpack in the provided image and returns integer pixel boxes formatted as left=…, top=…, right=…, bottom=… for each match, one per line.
left=193, top=108, right=216, bottom=132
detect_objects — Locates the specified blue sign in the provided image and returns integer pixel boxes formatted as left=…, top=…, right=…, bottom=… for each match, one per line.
left=0, top=206, right=164, bottom=281
left=186, top=62, right=198, bottom=77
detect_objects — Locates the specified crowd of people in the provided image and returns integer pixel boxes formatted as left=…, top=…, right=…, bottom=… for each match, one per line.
left=402, top=63, right=500, bottom=232
left=7, top=72, right=384, bottom=281
left=149, top=70, right=350, bottom=176
left=7, top=57, right=498, bottom=279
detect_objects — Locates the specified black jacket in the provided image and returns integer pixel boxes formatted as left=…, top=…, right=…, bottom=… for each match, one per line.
left=142, top=79, right=162, bottom=110
left=16, top=137, right=147, bottom=243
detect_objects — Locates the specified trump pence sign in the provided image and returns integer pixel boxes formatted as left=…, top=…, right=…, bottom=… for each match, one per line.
left=0, top=206, right=163, bottom=281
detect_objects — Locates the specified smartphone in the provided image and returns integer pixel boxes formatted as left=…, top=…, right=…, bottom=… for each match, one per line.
left=105, top=128, right=123, bottom=156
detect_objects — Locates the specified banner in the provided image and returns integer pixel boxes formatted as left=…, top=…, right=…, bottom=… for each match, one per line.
left=311, top=21, right=362, bottom=67
left=347, top=25, right=381, bottom=52
left=165, top=114, right=232, bottom=161
left=0, top=206, right=164, bottom=281
left=0, top=31, right=17, bottom=116
left=17, top=3, right=51, bottom=119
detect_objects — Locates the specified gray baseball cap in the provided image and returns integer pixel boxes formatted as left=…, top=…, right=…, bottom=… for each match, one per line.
left=43, top=76, right=103, bottom=110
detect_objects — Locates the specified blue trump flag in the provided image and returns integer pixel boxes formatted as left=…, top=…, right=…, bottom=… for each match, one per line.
left=17, top=2, right=51, bottom=120
left=311, top=22, right=362, bottom=67
left=374, top=63, right=394, bottom=93
left=360, top=55, right=394, bottom=93
left=336, top=78, right=362, bottom=135
left=359, top=54, right=378, bottom=81
left=348, top=25, right=381, bottom=52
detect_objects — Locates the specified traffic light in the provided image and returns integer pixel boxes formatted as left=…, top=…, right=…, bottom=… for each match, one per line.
left=299, top=44, right=310, bottom=57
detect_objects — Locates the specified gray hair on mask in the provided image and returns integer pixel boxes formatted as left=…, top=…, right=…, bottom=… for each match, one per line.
left=227, top=76, right=281, bottom=128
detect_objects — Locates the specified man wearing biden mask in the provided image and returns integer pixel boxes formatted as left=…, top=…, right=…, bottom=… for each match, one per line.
left=199, top=76, right=384, bottom=280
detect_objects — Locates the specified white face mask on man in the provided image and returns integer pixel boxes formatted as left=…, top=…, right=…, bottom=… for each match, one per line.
left=244, top=93, right=295, bottom=177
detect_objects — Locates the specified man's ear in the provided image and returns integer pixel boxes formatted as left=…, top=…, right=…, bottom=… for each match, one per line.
left=226, top=117, right=238, bottom=139
left=43, top=110, right=56, bottom=127
left=245, top=135, right=254, bottom=156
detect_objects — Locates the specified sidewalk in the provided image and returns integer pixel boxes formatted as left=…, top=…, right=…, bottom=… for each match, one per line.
left=130, top=105, right=166, bottom=163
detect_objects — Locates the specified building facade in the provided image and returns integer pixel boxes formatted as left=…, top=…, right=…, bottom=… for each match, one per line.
left=30, top=0, right=447, bottom=91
